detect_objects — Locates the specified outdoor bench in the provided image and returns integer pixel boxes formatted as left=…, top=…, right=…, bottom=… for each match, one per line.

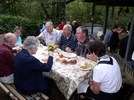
left=0, top=82, right=49, bottom=100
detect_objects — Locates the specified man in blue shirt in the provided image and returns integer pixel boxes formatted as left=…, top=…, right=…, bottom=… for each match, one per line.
left=56, top=24, right=77, bottom=52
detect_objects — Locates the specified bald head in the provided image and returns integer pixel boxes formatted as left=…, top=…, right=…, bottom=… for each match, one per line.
left=4, top=33, right=17, bottom=47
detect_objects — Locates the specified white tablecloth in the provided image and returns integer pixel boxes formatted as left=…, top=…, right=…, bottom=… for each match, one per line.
left=33, top=45, right=96, bottom=100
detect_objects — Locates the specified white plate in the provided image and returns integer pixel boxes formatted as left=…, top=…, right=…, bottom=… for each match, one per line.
left=63, top=52, right=77, bottom=58
left=77, top=62, right=94, bottom=71
left=54, top=48, right=61, bottom=53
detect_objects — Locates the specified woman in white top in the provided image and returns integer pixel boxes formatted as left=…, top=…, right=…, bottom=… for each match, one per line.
left=78, top=41, right=122, bottom=100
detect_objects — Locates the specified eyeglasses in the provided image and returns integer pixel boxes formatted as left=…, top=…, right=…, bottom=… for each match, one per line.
left=76, top=32, right=81, bottom=34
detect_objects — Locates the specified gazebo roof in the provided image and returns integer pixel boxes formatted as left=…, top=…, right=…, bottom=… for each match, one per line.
left=83, top=0, right=134, bottom=7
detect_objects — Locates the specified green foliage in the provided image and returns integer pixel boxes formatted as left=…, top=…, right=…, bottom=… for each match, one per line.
left=66, top=0, right=92, bottom=24
left=0, top=15, right=42, bottom=38
left=66, top=1, right=133, bottom=29
left=0, top=0, right=133, bottom=31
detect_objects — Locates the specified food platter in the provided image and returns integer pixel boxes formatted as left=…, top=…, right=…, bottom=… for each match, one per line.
left=63, top=52, right=77, bottom=58
left=77, top=62, right=94, bottom=71
left=40, top=58, right=48, bottom=63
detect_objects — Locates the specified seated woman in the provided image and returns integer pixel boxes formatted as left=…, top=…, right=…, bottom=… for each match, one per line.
left=13, top=36, right=54, bottom=97
left=77, top=41, right=122, bottom=100
left=13, top=26, right=23, bottom=46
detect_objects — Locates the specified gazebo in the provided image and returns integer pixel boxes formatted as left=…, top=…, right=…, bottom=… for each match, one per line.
left=83, top=0, right=134, bottom=61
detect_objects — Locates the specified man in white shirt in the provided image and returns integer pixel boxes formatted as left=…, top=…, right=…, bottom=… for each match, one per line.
left=77, top=41, right=122, bottom=100
left=37, top=21, right=61, bottom=46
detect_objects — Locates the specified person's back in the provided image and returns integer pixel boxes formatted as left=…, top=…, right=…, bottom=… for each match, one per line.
left=119, top=36, right=128, bottom=58
left=0, top=33, right=17, bottom=84
left=77, top=41, right=122, bottom=100
left=0, top=44, right=14, bottom=77
left=103, top=31, right=113, bottom=46
left=14, top=49, right=52, bottom=95
left=108, top=31, right=119, bottom=52
left=94, top=56, right=122, bottom=94
left=14, top=36, right=53, bottom=96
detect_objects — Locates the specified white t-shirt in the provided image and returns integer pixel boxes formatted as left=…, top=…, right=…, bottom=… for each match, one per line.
left=38, top=29, right=61, bottom=46
left=93, top=55, right=122, bottom=93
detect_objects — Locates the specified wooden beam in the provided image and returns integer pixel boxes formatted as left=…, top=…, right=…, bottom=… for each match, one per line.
left=103, top=4, right=109, bottom=35
left=91, top=3, right=95, bottom=34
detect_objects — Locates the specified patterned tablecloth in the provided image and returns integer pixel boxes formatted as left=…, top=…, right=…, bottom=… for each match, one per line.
left=33, top=45, right=96, bottom=100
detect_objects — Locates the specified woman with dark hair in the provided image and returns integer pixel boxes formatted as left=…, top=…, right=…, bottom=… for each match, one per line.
left=77, top=41, right=122, bottom=100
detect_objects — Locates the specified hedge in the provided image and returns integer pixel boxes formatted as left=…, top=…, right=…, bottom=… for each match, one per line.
left=0, top=15, right=42, bottom=39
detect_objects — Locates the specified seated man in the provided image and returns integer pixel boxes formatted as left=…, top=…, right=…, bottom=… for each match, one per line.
left=75, top=26, right=90, bottom=57
left=0, top=33, right=17, bottom=84
left=77, top=41, right=122, bottom=100
left=37, top=21, right=61, bottom=46
left=13, top=36, right=54, bottom=97
left=56, top=24, right=77, bottom=52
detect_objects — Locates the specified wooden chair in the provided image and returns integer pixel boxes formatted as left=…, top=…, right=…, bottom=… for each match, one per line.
left=0, top=82, right=49, bottom=100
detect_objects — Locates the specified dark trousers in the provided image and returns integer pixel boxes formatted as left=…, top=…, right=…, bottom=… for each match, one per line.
left=17, top=76, right=54, bottom=97
left=86, top=87, right=117, bottom=100
left=41, top=76, right=54, bottom=97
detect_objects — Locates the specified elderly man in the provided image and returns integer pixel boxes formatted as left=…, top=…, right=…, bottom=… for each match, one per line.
left=75, top=26, right=90, bottom=57
left=0, top=33, right=17, bottom=83
left=37, top=21, right=61, bottom=46
left=14, top=36, right=54, bottom=97
left=56, top=24, right=77, bottom=52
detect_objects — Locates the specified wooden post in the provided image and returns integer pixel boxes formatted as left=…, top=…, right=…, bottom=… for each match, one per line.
left=125, top=12, right=134, bottom=61
left=91, top=3, right=95, bottom=35
left=103, top=4, right=109, bottom=36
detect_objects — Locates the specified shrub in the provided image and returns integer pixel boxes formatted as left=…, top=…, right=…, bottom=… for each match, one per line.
left=0, top=15, right=42, bottom=39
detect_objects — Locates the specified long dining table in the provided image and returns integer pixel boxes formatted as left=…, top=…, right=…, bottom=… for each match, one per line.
left=33, top=44, right=96, bottom=100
